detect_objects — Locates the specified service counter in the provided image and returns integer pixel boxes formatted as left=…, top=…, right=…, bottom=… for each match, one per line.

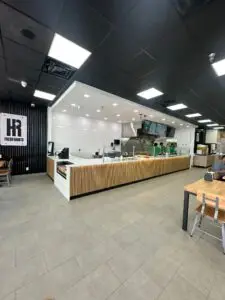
left=47, top=155, right=190, bottom=201
left=193, top=154, right=218, bottom=168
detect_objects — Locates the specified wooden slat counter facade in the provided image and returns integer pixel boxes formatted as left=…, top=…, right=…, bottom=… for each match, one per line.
left=47, top=157, right=54, bottom=180
left=70, top=156, right=190, bottom=198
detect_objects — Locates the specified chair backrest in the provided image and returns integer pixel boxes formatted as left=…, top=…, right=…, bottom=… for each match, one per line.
left=197, top=191, right=220, bottom=222
left=8, top=159, right=13, bottom=172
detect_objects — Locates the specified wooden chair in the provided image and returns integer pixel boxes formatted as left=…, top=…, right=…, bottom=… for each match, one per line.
left=0, top=159, right=13, bottom=186
left=190, top=191, right=225, bottom=253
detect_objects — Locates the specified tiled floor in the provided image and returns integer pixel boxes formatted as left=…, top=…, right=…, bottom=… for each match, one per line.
left=0, top=168, right=224, bottom=300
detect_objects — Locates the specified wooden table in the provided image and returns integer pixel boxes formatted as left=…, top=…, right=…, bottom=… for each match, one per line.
left=182, top=179, right=225, bottom=231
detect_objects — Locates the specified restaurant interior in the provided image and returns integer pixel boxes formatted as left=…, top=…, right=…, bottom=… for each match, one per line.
left=0, top=1, right=225, bottom=299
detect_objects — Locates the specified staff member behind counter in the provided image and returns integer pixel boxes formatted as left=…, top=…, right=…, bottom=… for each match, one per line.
left=160, top=142, right=166, bottom=154
left=148, top=142, right=177, bottom=156
left=148, top=143, right=161, bottom=156
left=169, top=143, right=177, bottom=155
left=148, top=142, right=168, bottom=156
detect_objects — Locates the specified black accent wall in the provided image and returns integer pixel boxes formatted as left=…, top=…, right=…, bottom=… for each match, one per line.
left=0, top=100, right=47, bottom=175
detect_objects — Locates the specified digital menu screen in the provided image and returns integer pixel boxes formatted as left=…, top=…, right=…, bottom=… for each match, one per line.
left=142, top=120, right=169, bottom=137
left=142, top=120, right=157, bottom=135
left=149, top=122, right=157, bottom=134
left=155, top=123, right=167, bottom=137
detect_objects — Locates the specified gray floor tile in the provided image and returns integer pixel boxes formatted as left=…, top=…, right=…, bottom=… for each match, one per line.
left=108, top=268, right=161, bottom=300
left=141, top=254, right=180, bottom=289
left=61, top=277, right=97, bottom=300
left=15, top=257, right=83, bottom=300
left=0, top=253, right=47, bottom=299
left=112, top=226, right=139, bottom=249
left=124, top=268, right=162, bottom=300
left=0, top=169, right=223, bottom=299
left=1, top=293, right=15, bottom=300
left=178, top=251, right=215, bottom=296
left=107, top=284, right=140, bottom=300
left=158, top=274, right=206, bottom=300
left=84, top=263, right=121, bottom=300
left=108, top=247, right=144, bottom=283
left=208, top=270, right=225, bottom=300
left=76, top=238, right=122, bottom=276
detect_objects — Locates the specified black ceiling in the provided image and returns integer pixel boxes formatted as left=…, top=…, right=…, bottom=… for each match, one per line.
left=1, top=0, right=225, bottom=125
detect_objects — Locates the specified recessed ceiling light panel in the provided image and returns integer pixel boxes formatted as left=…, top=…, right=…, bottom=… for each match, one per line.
left=167, top=103, right=187, bottom=111
left=214, top=127, right=224, bottom=129
left=84, top=94, right=90, bottom=98
left=198, top=119, right=211, bottom=123
left=48, top=33, right=91, bottom=69
left=137, top=88, right=163, bottom=100
left=185, top=113, right=202, bottom=118
left=207, top=123, right=219, bottom=127
left=33, top=90, right=56, bottom=101
left=112, top=103, right=118, bottom=106
left=212, top=58, right=225, bottom=76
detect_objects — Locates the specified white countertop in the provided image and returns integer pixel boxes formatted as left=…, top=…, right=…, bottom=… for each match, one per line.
left=48, top=155, right=137, bottom=166
left=48, top=154, right=189, bottom=168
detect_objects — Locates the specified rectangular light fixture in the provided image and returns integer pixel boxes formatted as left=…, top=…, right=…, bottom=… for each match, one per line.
left=137, top=88, right=163, bottom=100
left=214, top=127, right=224, bottom=130
left=198, top=119, right=212, bottom=123
left=207, top=123, right=219, bottom=127
left=33, top=90, right=56, bottom=101
left=167, top=103, right=187, bottom=111
left=48, top=33, right=91, bottom=69
left=212, top=58, right=225, bottom=76
left=185, top=113, right=202, bottom=118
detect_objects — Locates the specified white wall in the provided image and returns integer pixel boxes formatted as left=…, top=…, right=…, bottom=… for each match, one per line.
left=175, top=127, right=195, bottom=156
left=122, top=121, right=142, bottom=137
left=47, top=107, right=52, bottom=142
left=51, top=112, right=121, bottom=157
left=205, top=129, right=218, bottom=143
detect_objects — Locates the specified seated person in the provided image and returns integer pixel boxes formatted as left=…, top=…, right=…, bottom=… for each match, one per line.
left=212, top=155, right=225, bottom=180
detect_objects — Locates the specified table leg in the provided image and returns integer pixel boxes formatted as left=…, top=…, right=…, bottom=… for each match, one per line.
left=182, top=191, right=190, bottom=231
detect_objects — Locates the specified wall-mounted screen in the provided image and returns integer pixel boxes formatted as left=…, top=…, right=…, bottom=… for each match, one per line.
left=166, top=126, right=175, bottom=138
left=142, top=120, right=175, bottom=138
left=155, top=123, right=167, bottom=137
left=142, top=120, right=157, bottom=135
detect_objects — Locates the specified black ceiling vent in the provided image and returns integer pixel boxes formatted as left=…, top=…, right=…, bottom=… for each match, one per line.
left=20, top=29, right=36, bottom=40
left=42, top=57, right=76, bottom=80
left=172, top=0, right=214, bottom=17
